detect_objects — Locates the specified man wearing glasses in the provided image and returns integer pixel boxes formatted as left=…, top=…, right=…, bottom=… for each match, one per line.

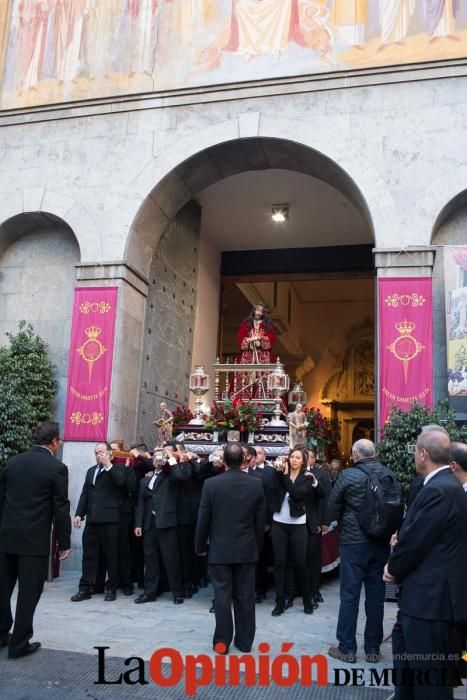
left=71, top=443, right=126, bottom=602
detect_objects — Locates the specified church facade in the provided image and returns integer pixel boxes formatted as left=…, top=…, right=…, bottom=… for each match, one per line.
left=0, top=2, right=466, bottom=565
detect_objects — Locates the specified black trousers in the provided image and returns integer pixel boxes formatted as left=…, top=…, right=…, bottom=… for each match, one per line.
left=143, top=520, right=183, bottom=599
left=392, top=611, right=458, bottom=700
left=255, top=530, right=272, bottom=595
left=178, top=523, right=196, bottom=588
left=79, top=522, right=119, bottom=592
left=272, top=521, right=308, bottom=601
left=0, top=552, right=48, bottom=655
left=118, top=512, right=133, bottom=590
left=306, top=530, right=321, bottom=597
left=209, top=562, right=256, bottom=651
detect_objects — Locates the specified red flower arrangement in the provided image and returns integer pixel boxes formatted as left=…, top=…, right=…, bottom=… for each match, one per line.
left=172, top=404, right=194, bottom=428
left=205, top=400, right=263, bottom=433
left=303, top=406, right=333, bottom=445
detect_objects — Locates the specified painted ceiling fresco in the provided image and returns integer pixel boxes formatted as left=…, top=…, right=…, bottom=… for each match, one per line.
left=0, top=1, right=466, bottom=110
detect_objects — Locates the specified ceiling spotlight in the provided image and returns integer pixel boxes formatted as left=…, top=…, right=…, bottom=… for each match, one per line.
left=271, top=204, right=289, bottom=223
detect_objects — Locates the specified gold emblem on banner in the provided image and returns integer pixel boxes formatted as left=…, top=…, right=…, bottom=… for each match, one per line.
left=384, top=293, right=426, bottom=308
left=387, top=320, right=425, bottom=384
left=77, top=326, right=107, bottom=381
left=79, top=301, right=111, bottom=314
left=71, top=411, right=104, bottom=426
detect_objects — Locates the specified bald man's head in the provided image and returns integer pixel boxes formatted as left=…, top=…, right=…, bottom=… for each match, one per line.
left=451, top=441, right=467, bottom=485
left=415, top=429, right=451, bottom=476
left=352, top=439, right=376, bottom=463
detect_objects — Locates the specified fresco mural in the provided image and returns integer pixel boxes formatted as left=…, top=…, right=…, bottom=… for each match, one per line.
left=0, top=0, right=466, bottom=110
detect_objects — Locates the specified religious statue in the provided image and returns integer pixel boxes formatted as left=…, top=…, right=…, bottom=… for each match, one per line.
left=233, top=303, right=277, bottom=399
left=153, top=401, right=174, bottom=447
left=287, top=403, right=309, bottom=448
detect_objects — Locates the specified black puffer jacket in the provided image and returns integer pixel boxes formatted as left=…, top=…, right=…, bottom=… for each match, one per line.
left=327, top=458, right=389, bottom=544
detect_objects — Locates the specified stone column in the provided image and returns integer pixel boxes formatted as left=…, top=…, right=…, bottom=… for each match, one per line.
left=373, top=247, right=436, bottom=435
left=62, top=262, right=148, bottom=570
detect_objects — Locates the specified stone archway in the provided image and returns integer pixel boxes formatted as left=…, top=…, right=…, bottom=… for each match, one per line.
left=127, top=137, right=377, bottom=445
left=125, top=124, right=394, bottom=277
left=0, top=211, right=80, bottom=423
left=431, top=188, right=467, bottom=404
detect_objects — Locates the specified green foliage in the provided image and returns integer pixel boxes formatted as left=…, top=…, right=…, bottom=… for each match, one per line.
left=376, top=400, right=467, bottom=494
left=0, top=322, right=57, bottom=469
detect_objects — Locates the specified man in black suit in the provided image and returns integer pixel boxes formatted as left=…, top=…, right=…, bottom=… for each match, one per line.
left=71, top=443, right=126, bottom=602
left=134, top=446, right=192, bottom=604
left=384, top=429, right=467, bottom=699
left=309, top=451, right=332, bottom=605
left=451, top=441, right=467, bottom=493
left=196, top=442, right=265, bottom=653
left=249, top=446, right=276, bottom=602
left=0, top=421, right=71, bottom=659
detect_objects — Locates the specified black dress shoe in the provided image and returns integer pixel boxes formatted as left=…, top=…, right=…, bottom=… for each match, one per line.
left=122, top=588, right=134, bottom=596
left=1, top=633, right=11, bottom=647
left=173, top=597, right=184, bottom=604
left=303, top=598, right=314, bottom=614
left=183, top=590, right=193, bottom=599
left=285, top=597, right=294, bottom=609
left=104, top=591, right=116, bottom=601
left=70, top=591, right=91, bottom=602
left=315, top=591, right=324, bottom=603
left=271, top=602, right=285, bottom=616
left=9, top=642, right=41, bottom=659
left=134, top=593, right=157, bottom=604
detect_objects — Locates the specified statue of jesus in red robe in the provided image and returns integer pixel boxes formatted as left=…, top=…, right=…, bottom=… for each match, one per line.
left=232, top=303, right=276, bottom=399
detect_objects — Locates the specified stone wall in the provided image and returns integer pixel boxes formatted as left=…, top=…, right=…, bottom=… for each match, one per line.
left=0, top=222, right=80, bottom=426
left=136, top=201, right=201, bottom=446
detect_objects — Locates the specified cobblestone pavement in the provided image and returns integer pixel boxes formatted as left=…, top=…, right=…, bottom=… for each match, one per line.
left=0, top=572, right=465, bottom=699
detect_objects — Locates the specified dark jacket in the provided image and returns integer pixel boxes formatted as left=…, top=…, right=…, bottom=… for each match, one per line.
left=135, top=460, right=192, bottom=530
left=388, top=468, right=467, bottom=623
left=195, top=468, right=265, bottom=564
left=272, top=470, right=322, bottom=519
left=305, top=467, right=329, bottom=532
left=176, top=459, right=203, bottom=525
left=75, top=463, right=126, bottom=524
left=327, top=458, right=392, bottom=544
left=312, top=465, right=332, bottom=528
left=249, top=464, right=277, bottom=525
left=0, top=446, right=71, bottom=556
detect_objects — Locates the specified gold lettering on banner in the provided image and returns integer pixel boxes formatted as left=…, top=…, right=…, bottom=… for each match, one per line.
left=70, top=412, right=104, bottom=426
left=70, top=386, right=108, bottom=401
left=384, top=293, right=426, bottom=308
left=383, top=387, right=430, bottom=403
left=79, top=301, right=111, bottom=314
left=386, top=321, right=425, bottom=383
left=76, top=326, right=107, bottom=381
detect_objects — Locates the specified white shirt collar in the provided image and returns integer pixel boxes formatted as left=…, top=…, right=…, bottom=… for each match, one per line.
left=256, top=463, right=264, bottom=469
left=463, top=482, right=467, bottom=493
left=423, top=465, right=451, bottom=486
left=148, top=470, right=163, bottom=489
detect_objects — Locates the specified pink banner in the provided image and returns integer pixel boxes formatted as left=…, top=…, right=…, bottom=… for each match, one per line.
left=378, top=278, right=433, bottom=426
left=64, top=287, right=118, bottom=441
